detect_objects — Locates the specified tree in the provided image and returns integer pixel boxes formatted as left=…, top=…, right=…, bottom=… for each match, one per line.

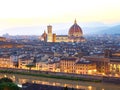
left=0, top=78, right=20, bottom=90
left=0, top=82, right=20, bottom=90
left=0, top=78, right=13, bottom=83
left=26, top=63, right=36, bottom=71
left=64, top=86, right=68, bottom=90
left=15, top=62, right=19, bottom=68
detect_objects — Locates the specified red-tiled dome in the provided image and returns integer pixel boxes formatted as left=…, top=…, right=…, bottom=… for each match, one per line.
left=68, top=20, right=83, bottom=37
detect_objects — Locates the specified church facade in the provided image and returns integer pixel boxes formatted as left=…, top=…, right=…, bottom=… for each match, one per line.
left=40, top=20, right=85, bottom=42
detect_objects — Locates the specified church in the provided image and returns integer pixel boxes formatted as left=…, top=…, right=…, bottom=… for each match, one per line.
left=40, top=20, right=85, bottom=42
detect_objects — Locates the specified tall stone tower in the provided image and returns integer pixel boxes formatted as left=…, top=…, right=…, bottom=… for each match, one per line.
left=53, top=33, right=56, bottom=42
left=47, top=25, right=53, bottom=42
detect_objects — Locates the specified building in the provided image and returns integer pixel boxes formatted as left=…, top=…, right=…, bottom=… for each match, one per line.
left=47, top=61, right=60, bottom=72
left=40, top=31, right=47, bottom=42
left=35, top=61, right=48, bottom=71
left=110, top=59, right=120, bottom=75
left=0, top=56, right=14, bottom=68
left=56, top=35, right=68, bottom=42
left=75, top=59, right=96, bottom=74
left=60, top=57, right=96, bottom=74
left=40, top=20, right=85, bottom=42
left=68, top=19, right=85, bottom=42
left=47, top=25, right=53, bottom=42
left=0, top=37, right=6, bottom=42
left=52, top=33, right=56, bottom=42
left=60, top=57, right=77, bottom=73
left=84, top=56, right=110, bottom=74
left=18, top=57, right=33, bottom=69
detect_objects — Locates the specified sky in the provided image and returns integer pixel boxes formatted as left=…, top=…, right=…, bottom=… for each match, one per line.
left=0, top=0, right=120, bottom=35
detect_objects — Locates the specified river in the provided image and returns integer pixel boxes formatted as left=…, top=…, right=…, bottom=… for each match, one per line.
left=0, top=73, right=120, bottom=90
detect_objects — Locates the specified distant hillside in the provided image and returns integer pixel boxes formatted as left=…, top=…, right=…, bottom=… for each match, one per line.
left=98, top=25, right=120, bottom=34
left=0, top=22, right=120, bottom=35
left=82, top=26, right=108, bottom=34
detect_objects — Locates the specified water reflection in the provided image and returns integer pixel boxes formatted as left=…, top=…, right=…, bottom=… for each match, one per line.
left=17, top=78, right=88, bottom=90
left=0, top=73, right=120, bottom=90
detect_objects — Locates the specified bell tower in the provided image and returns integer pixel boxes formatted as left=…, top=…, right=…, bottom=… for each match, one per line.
left=47, top=25, right=53, bottom=42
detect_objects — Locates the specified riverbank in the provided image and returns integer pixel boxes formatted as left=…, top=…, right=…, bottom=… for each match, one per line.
left=0, top=67, right=120, bottom=84
left=1, top=73, right=120, bottom=90
left=0, top=69, right=101, bottom=83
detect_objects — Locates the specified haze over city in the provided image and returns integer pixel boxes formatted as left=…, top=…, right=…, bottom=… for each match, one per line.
left=0, top=0, right=120, bottom=35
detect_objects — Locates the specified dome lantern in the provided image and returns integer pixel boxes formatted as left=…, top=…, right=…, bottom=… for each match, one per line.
left=74, top=19, right=77, bottom=24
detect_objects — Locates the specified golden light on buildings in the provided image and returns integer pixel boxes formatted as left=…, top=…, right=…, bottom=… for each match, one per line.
left=32, top=80, right=35, bottom=83
left=53, top=83, right=56, bottom=86
left=76, top=70, right=79, bottom=74
left=41, top=81, right=48, bottom=85
left=110, top=62, right=120, bottom=75
left=4, top=75, right=7, bottom=77
left=88, top=86, right=92, bottom=90
left=109, top=74, right=112, bottom=77
left=64, top=70, right=67, bottom=73
left=12, top=75, right=15, bottom=78
left=41, top=20, right=85, bottom=42
left=53, top=33, right=56, bottom=42
left=64, top=84, right=67, bottom=87
left=88, top=70, right=92, bottom=74
left=102, top=73, right=105, bottom=76
left=115, top=74, right=119, bottom=77
left=76, top=85, right=79, bottom=89
left=93, top=69, right=97, bottom=72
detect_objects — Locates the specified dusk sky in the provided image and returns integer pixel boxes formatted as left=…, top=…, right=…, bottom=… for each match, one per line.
left=0, top=0, right=120, bottom=35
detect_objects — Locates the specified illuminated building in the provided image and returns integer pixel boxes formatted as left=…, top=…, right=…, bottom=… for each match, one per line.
left=60, top=57, right=96, bottom=74
left=48, top=61, right=60, bottom=72
left=0, top=56, right=14, bottom=68
left=110, top=59, right=120, bottom=74
left=40, top=19, right=85, bottom=42
left=75, top=59, right=96, bottom=74
left=47, top=25, right=53, bottom=42
left=60, top=57, right=77, bottom=73
left=68, top=19, right=85, bottom=42
left=0, top=37, right=24, bottom=48
left=18, top=57, right=33, bottom=69
left=56, top=35, right=68, bottom=42
left=0, top=37, right=6, bottom=42
left=36, top=62, right=48, bottom=71
left=84, top=56, right=110, bottom=74
left=0, top=43, right=24, bottom=48
left=52, top=33, right=56, bottom=42
left=41, top=31, right=47, bottom=42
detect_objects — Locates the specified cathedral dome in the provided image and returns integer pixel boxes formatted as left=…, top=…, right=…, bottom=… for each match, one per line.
left=68, top=20, right=83, bottom=37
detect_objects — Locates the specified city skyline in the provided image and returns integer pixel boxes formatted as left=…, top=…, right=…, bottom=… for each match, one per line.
left=0, top=1, right=120, bottom=88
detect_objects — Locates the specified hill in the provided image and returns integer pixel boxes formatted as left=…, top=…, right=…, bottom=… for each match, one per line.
left=98, top=25, right=120, bottom=34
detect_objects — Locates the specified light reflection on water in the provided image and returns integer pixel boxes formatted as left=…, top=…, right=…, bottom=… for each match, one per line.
left=0, top=73, right=120, bottom=90
left=17, top=78, right=87, bottom=90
